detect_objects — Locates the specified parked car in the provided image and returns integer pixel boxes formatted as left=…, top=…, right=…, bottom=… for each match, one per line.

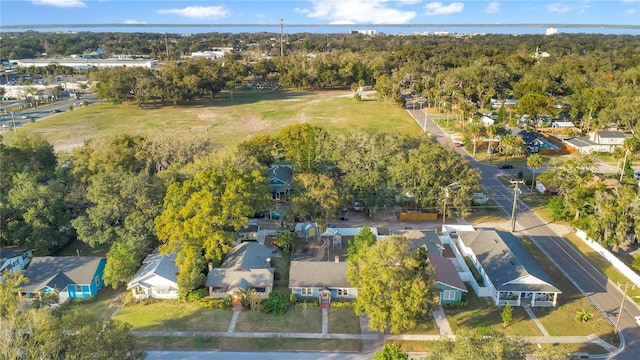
left=635, top=315, right=640, bottom=327
left=633, top=171, right=640, bottom=180
left=498, top=164, right=513, bottom=169
left=454, top=141, right=463, bottom=147
left=353, top=201, right=362, bottom=211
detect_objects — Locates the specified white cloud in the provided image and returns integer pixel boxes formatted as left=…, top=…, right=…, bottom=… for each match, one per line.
left=485, top=1, right=500, bottom=13
left=124, top=19, right=146, bottom=24
left=424, top=2, right=464, bottom=16
left=621, top=0, right=640, bottom=3
left=158, top=6, right=229, bottom=20
left=31, top=0, right=85, bottom=8
left=396, top=0, right=423, bottom=4
left=627, top=8, right=638, bottom=14
left=295, top=0, right=416, bottom=24
left=546, top=2, right=572, bottom=14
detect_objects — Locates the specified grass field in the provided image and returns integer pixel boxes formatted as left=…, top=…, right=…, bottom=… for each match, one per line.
left=136, top=336, right=362, bottom=352
left=2, top=89, right=417, bottom=153
left=114, top=301, right=234, bottom=332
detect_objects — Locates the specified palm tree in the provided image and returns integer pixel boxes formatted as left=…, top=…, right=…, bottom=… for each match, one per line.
left=467, top=122, right=484, bottom=155
left=486, top=124, right=498, bottom=162
left=527, top=154, right=543, bottom=190
left=575, top=308, right=593, bottom=323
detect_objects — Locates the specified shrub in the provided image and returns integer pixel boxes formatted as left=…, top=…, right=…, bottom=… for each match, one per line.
left=575, top=308, right=593, bottom=323
left=464, top=257, right=484, bottom=286
left=262, top=291, right=290, bottom=315
left=330, top=301, right=355, bottom=308
left=187, top=288, right=207, bottom=301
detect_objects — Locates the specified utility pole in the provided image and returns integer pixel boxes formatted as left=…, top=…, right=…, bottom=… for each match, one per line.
left=280, top=18, right=284, bottom=57
left=442, top=187, right=449, bottom=224
left=510, top=180, right=524, bottom=232
left=614, top=283, right=634, bottom=342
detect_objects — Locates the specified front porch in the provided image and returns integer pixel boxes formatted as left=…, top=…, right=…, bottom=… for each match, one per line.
left=496, top=290, right=558, bottom=307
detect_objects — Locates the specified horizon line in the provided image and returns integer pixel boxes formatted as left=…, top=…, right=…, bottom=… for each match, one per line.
left=1, top=23, right=639, bottom=30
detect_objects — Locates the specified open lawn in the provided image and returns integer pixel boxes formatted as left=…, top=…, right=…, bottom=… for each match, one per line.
left=136, top=336, right=362, bottom=352
left=114, top=301, right=233, bottom=332
left=328, top=307, right=362, bottom=334
left=444, top=283, right=541, bottom=337
left=235, top=306, right=322, bottom=333
left=3, top=89, right=417, bottom=153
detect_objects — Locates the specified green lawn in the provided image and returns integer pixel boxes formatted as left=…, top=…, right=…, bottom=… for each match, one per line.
left=3, top=89, right=417, bottom=153
left=328, top=307, right=361, bottom=334
left=444, top=283, right=541, bottom=336
left=136, top=336, right=362, bottom=352
left=234, top=306, right=322, bottom=333
left=114, top=301, right=233, bottom=332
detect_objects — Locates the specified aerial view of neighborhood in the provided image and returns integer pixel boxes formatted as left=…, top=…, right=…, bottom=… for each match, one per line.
left=1, top=1, right=640, bottom=360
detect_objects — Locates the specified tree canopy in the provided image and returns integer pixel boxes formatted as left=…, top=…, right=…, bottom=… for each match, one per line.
left=347, top=235, right=436, bottom=333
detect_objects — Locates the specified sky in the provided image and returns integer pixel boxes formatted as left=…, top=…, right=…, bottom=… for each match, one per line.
left=0, top=0, right=639, bottom=34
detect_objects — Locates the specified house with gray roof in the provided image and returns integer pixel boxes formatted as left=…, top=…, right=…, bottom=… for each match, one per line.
left=268, top=164, right=293, bottom=201
left=21, top=256, right=106, bottom=302
left=127, top=251, right=179, bottom=300
left=289, top=260, right=357, bottom=307
left=206, top=242, right=274, bottom=297
left=564, top=130, right=632, bottom=154
left=445, top=228, right=560, bottom=307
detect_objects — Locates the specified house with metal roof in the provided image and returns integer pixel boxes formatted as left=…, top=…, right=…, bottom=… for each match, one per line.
left=206, top=242, right=274, bottom=297
left=127, top=251, right=179, bottom=300
left=21, top=256, right=106, bottom=302
left=445, top=229, right=560, bottom=307
left=289, top=260, right=357, bottom=307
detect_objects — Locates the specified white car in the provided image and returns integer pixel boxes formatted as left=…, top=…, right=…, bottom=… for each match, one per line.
left=353, top=201, right=361, bottom=211
left=633, top=171, right=640, bottom=180
left=635, top=315, right=640, bottom=327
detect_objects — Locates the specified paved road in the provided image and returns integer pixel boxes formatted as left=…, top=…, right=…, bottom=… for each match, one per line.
left=407, top=108, right=640, bottom=360
left=1, top=93, right=98, bottom=130
left=145, top=350, right=370, bottom=360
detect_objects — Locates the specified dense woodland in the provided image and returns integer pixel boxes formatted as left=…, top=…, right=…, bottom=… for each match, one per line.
left=1, top=31, right=640, bottom=296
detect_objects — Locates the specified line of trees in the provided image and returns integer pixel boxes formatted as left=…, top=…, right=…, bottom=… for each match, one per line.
left=7, top=32, right=638, bottom=133
left=0, top=124, right=480, bottom=299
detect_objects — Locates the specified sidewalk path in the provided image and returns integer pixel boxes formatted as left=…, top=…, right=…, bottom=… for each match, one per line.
left=228, top=311, right=240, bottom=333
left=358, top=315, right=384, bottom=354
left=432, top=306, right=453, bottom=335
left=523, top=306, right=550, bottom=336
left=322, top=308, right=328, bottom=335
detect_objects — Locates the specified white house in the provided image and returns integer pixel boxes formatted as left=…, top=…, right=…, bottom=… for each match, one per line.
left=441, top=226, right=560, bottom=307
left=127, top=251, right=179, bottom=300
left=0, top=246, right=32, bottom=280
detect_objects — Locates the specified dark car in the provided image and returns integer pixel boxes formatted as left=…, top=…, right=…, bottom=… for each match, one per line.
left=498, top=164, right=513, bottom=169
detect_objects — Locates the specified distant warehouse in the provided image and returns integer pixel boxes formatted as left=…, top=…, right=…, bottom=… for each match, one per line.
left=12, top=58, right=158, bottom=70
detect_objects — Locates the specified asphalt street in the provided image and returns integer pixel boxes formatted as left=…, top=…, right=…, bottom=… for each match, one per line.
left=407, top=108, right=640, bottom=360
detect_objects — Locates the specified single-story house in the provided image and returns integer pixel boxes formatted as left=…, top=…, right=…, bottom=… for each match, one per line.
left=268, top=164, right=293, bottom=201
left=206, top=242, right=274, bottom=297
left=564, top=136, right=597, bottom=154
left=21, top=256, right=106, bottom=302
left=127, top=251, right=179, bottom=300
left=237, top=221, right=259, bottom=243
left=401, top=230, right=467, bottom=305
left=0, top=246, right=32, bottom=278
left=289, top=260, right=357, bottom=307
left=450, top=230, right=560, bottom=307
